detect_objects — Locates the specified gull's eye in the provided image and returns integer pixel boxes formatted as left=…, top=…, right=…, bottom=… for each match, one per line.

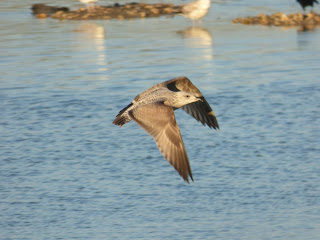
left=186, top=95, right=190, bottom=98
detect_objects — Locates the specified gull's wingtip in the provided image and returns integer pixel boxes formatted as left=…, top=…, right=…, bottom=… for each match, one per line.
left=184, top=174, right=194, bottom=184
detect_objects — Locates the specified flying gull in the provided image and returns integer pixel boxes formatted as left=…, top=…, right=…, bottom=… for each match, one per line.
left=181, top=0, right=211, bottom=26
left=113, top=76, right=219, bottom=183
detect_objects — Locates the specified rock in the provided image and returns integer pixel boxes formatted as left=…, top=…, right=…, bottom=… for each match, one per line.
left=140, top=12, right=147, bottom=18
left=163, top=7, right=173, bottom=14
left=35, top=13, right=48, bottom=18
left=117, top=15, right=125, bottom=20
left=31, top=4, right=69, bottom=15
left=233, top=11, right=320, bottom=30
left=32, top=3, right=182, bottom=20
left=242, top=17, right=252, bottom=24
left=280, top=13, right=289, bottom=22
left=150, top=8, right=160, bottom=15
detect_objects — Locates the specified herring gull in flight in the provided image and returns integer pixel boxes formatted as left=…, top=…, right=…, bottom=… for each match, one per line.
left=113, top=76, right=219, bottom=183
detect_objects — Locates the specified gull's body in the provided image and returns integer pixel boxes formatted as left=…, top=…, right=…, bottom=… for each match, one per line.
left=181, top=0, right=211, bottom=26
left=79, top=0, right=99, bottom=12
left=113, top=76, right=219, bottom=182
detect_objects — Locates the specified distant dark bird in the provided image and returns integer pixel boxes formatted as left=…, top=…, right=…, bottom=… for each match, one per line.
left=297, top=0, right=319, bottom=11
left=113, top=76, right=219, bottom=183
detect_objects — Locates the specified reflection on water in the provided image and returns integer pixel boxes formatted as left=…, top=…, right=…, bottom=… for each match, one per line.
left=298, top=22, right=317, bottom=32
left=177, top=26, right=213, bottom=60
left=73, top=22, right=107, bottom=72
left=178, top=26, right=212, bottom=46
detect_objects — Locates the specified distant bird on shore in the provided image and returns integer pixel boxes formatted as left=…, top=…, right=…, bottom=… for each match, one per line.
left=79, top=0, right=99, bottom=12
left=180, top=0, right=211, bottom=26
left=297, top=0, right=318, bottom=11
left=113, top=76, right=219, bottom=183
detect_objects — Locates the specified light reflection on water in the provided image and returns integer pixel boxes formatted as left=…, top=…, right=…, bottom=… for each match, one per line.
left=72, top=22, right=108, bottom=73
left=178, top=26, right=213, bottom=60
left=1, top=1, right=320, bottom=239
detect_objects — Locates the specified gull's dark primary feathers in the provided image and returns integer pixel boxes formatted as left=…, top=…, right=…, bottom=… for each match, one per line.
left=113, top=76, right=219, bottom=183
left=164, top=76, right=219, bottom=130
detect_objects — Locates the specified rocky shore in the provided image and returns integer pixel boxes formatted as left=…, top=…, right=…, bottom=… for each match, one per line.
left=31, top=3, right=320, bottom=30
left=31, top=3, right=182, bottom=20
left=233, top=12, right=320, bottom=30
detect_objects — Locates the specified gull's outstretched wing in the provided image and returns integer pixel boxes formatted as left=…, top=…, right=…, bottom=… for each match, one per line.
left=129, top=102, right=193, bottom=183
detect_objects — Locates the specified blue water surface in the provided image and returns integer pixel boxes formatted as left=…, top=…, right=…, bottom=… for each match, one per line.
left=1, top=0, right=320, bottom=239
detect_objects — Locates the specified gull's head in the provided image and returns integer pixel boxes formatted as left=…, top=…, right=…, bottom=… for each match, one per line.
left=172, top=91, right=202, bottom=108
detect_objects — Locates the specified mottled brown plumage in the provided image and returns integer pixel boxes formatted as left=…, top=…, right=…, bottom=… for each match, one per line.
left=113, top=76, right=219, bottom=182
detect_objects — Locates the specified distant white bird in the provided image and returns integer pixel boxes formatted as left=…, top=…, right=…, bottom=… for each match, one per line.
left=79, top=0, right=99, bottom=12
left=181, top=0, right=211, bottom=26
left=113, top=76, right=219, bottom=182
